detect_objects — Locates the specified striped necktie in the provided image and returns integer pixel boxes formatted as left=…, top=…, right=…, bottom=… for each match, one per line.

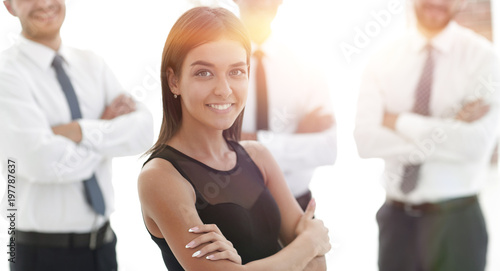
left=400, top=45, right=434, bottom=194
left=52, top=54, right=106, bottom=215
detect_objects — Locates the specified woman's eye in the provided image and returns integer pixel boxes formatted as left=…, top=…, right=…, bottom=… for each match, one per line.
left=196, top=70, right=213, bottom=77
left=230, top=69, right=245, bottom=76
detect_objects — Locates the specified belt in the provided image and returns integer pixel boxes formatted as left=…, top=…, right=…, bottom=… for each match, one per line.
left=387, top=195, right=478, bottom=217
left=15, top=221, right=114, bottom=250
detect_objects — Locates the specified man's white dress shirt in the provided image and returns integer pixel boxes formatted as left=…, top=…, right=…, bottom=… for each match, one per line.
left=242, top=34, right=337, bottom=197
left=355, top=22, right=500, bottom=204
left=0, top=36, right=154, bottom=232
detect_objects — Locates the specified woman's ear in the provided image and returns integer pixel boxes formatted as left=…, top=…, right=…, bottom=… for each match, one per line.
left=167, top=67, right=180, bottom=95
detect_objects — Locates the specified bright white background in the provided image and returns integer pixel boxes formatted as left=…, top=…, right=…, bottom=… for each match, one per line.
left=1, top=0, right=499, bottom=270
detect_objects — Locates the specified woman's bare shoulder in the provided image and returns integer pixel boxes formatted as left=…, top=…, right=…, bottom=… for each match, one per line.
left=140, top=158, right=178, bottom=182
left=239, top=140, right=269, bottom=160
left=138, top=157, right=195, bottom=208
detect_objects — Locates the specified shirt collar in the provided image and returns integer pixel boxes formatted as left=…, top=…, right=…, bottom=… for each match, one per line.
left=410, top=21, right=457, bottom=54
left=17, top=35, right=69, bottom=70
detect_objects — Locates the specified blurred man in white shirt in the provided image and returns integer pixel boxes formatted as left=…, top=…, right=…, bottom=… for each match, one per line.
left=0, top=0, right=153, bottom=270
left=354, top=0, right=499, bottom=270
left=235, top=0, right=337, bottom=211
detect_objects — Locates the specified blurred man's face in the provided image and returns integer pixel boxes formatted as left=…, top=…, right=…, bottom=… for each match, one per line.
left=235, top=0, right=283, bottom=25
left=4, top=0, right=66, bottom=41
left=414, top=0, right=463, bottom=33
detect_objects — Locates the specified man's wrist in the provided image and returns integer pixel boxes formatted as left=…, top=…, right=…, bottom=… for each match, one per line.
left=73, top=121, right=83, bottom=143
left=383, top=112, right=398, bottom=131
left=52, top=121, right=82, bottom=143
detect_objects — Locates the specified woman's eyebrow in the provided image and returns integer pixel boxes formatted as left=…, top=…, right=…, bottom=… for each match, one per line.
left=190, top=60, right=214, bottom=67
left=230, top=61, right=247, bottom=67
left=190, top=61, right=247, bottom=67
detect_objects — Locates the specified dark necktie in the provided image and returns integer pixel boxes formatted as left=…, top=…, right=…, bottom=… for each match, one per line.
left=52, top=54, right=106, bottom=215
left=400, top=45, right=434, bottom=194
left=254, top=50, right=269, bottom=130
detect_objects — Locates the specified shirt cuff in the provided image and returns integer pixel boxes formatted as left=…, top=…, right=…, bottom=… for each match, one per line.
left=78, top=119, right=108, bottom=151
left=395, top=112, right=429, bottom=142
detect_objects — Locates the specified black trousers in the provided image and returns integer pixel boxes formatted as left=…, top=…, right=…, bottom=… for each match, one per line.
left=10, top=232, right=117, bottom=271
left=377, top=198, right=488, bottom=271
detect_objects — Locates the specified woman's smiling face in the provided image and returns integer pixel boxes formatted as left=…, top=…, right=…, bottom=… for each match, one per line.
left=169, top=39, right=249, bottom=132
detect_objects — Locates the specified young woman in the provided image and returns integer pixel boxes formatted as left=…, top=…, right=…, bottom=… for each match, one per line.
left=138, top=7, right=331, bottom=271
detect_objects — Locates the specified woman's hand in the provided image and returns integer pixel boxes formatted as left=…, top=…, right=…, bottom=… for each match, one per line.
left=185, top=224, right=242, bottom=264
left=295, top=199, right=331, bottom=256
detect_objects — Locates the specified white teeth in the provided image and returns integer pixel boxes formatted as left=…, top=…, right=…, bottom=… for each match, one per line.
left=208, top=104, right=231, bottom=110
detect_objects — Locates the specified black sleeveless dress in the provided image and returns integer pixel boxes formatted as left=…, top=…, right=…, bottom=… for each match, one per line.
left=144, top=140, right=282, bottom=270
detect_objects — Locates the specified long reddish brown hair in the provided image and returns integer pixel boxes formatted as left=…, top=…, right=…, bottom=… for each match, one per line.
left=146, top=7, right=251, bottom=156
